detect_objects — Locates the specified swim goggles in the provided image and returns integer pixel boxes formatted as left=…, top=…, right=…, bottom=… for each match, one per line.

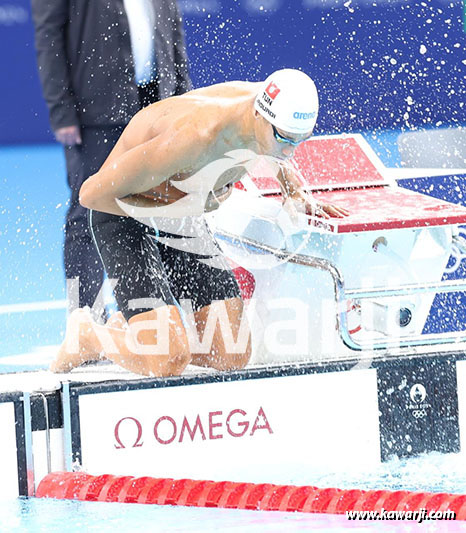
left=272, top=124, right=312, bottom=146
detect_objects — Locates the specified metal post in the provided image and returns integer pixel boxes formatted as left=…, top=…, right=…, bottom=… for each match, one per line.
left=21, top=392, right=35, bottom=496
left=37, top=393, right=51, bottom=474
left=62, top=382, right=73, bottom=472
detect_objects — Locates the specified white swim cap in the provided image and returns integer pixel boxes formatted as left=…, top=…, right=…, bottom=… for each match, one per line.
left=254, top=69, right=319, bottom=135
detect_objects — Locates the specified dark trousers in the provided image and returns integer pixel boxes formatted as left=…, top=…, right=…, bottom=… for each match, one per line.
left=64, top=126, right=125, bottom=316
left=63, top=81, right=159, bottom=316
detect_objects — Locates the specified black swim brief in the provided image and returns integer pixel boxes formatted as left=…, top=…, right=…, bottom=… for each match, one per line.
left=89, top=210, right=241, bottom=321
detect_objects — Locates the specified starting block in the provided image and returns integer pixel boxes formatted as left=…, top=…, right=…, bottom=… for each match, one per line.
left=211, top=134, right=466, bottom=364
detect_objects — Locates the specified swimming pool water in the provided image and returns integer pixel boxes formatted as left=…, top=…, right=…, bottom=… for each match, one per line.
left=0, top=496, right=462, bottom=532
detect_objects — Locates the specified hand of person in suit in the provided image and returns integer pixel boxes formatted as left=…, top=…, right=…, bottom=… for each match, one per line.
left=55, top=126, right=82, bottom=146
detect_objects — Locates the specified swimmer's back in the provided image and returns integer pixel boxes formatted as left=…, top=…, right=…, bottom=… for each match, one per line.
left=101, top=81, right=260, bottom=169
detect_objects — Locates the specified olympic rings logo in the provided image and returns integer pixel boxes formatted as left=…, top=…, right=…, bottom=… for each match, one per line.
left=445, top=230, right=466, bottom=275
left=411, top=409, right=427, bottom=419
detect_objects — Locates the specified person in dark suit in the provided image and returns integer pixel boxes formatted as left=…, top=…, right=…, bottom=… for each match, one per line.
left=31, top=0, right=192, bottom=319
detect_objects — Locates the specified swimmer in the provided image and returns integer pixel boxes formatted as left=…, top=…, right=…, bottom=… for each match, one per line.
left=51, top=68, right=349, bottom=377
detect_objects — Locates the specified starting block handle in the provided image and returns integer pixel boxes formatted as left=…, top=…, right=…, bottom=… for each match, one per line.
left=216, top=230, right=466, bottom=354
left=346, top=279, right=466, bottom=300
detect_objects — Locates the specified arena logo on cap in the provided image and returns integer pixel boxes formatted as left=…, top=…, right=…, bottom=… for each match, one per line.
left=293, top=111, right=316, bottom=120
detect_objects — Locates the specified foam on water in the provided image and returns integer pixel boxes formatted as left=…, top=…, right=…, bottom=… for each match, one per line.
left=0, top=497, right=462, bottom=532
left=268, top=452, right=466, bottom=495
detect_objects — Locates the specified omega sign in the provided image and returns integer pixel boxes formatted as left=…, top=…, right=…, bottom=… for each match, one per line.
left=114, top=407, right=273, bottom=449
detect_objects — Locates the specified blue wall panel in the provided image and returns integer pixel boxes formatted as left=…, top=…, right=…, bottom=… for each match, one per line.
left=0, top=0, right=464, bottom=144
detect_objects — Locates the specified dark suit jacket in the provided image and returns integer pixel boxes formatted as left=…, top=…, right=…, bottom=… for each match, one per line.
left=31, top=0, right=193, bottom=131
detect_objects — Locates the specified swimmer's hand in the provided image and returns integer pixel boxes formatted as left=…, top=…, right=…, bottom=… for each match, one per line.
left=55, top=125, right=82, bottom=146
left=307, top=201, right=349, bottom=219
left=284, top=191, right=349, bottom=220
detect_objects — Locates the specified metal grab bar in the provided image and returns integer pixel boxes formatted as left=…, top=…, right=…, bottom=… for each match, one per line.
left=215, top=230, right=466, bottom=352
left=346, top=279, right=466, bottom=299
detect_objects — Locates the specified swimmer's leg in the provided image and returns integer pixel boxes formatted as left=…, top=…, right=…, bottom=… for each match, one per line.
left=190, top=297, right=251, bottom=371
left=85, top=311, right=127, bottom=364
left=106, top=311, right=127, bottom=330
left=51, top=306, right=191, bottom=376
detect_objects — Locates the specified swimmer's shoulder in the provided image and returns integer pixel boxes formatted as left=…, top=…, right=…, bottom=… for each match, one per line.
left=120, top=80, right=259, bottom=146
left=177, top=80, right=260, bottom=101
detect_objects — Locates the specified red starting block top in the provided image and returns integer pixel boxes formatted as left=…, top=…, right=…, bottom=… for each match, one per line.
left=310, top=187, right=466, bottom=233
left=249, top=136, right=387, bottom=192
left=245, top=135, right=466, bottom=233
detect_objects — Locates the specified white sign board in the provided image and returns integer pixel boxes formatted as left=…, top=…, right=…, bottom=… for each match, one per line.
left=78, top=370, right=380, bottom=485
left=0, top=402, right=19, bottom=498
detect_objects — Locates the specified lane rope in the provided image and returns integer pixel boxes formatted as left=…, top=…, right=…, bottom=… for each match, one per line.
left=36, top=472, right=466, bottom=518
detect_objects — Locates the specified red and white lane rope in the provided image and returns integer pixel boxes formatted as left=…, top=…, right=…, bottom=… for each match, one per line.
left=36, top=472, right=466, bottom=518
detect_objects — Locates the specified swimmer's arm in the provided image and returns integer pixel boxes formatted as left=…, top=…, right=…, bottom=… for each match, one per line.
left=79, top=134, right=204, bottom=216
left=276, top=166, right=349, bottom=219
left=275, top=165, right=306, bottom=199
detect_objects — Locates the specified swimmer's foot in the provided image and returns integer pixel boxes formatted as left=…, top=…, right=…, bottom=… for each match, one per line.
left=50, top=307, right=101, bottom=373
